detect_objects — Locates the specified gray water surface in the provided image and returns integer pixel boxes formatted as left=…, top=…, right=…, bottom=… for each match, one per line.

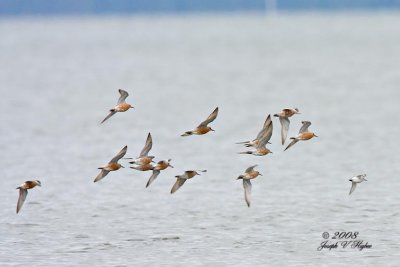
left=1, top=13, right=400, bottom=266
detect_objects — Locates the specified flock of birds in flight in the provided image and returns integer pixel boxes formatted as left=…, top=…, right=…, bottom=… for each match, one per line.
left=16, top=89, right=367, bottom=213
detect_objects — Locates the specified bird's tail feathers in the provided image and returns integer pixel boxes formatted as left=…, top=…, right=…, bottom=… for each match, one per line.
left=181, top=131, right=193, bottom=137
left=235, top=141, right=249, bottom=145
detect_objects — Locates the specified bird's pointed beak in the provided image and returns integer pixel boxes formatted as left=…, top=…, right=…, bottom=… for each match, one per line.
left=121, top=165, right=125, bottom=168
left=314, top=134, right=318, bottom=137
left=169, top=165, right=174, bottom=168
left=364, top=178, right=367, bottom=181
left=259, top=173, right=263, bottom=176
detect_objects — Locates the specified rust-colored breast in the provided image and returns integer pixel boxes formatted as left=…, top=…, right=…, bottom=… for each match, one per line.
left=24, top=181, right=37, bottom=189
left=196, top=127, right=211, bottom=135
left=300, top=132, right=314, bottom=140
left=283, top=109, right=295, bottom=117
left=186, top=171, right=197, bottom=179
left=140, top=157, right=153, bottom=165
left=115, top=103, right=131, bottom=112
left=258, top=147, right=270, bottom=155
left=141, top=164, right=154, bottom=171
left=108, top=162, right=121, bottom=171
left=156, top=161, right=168, bottom=171
left=247, top=171, right=259, bottom=179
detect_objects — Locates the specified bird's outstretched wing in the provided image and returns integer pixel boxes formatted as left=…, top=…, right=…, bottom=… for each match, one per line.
left=243, top=179, right=252, bottom=207
left=245, top=165, right=258, bottom=174
left=139, top=133, right=152, bottom=157
left=299, top=121, right=311, bottom=133
left=146, top=170, right=160, bottom=188
left=256, top=114, right=272, bottom=140
left=94, top=170, right=110, bottom=183
left=198, top=107, right=219, bottom=127
left=349, top=182, right=357, bottom=195
left=16, top=188, right=28, bottom=213
left=171, top=178, right=187, bottom=194
left=117, top=89, right=129, bottom=104
left=284, top=138, right=298, bottom=151
left=110, top=145, right=128, bottom=163
left=257, top=121, right=273, bottom=148
left=101, top=110, right=117, bottom=124
left=279, top=117, right=290, bottom=145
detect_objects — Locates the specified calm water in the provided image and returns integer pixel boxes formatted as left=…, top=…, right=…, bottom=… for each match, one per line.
left=1, top=12, right=400, bottom=266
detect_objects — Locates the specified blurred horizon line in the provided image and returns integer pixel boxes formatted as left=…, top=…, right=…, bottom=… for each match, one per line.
left=1, top=0, right=400, bottom=17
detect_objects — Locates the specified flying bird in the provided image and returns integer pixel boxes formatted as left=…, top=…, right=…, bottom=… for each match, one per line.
left=128, top=133, right=154, bottom=165
left=284, top=121, right=317, bottom=151
left=236, top=114, right=272, bottom=147
left=94, top=145, right=127, bottom=182
left=181, top=107, right=218, bottom=136
left=349, top=174, right=367, bottom=195
left=101, top=89, right=133, bottom=123
left=170, top=170, right=207, bottom=194
left=146, top=159, right=174, bottom=188
left=239, top=118, right=273, bottom=156
left=274, top=108, right=300, bottom=145
left=237, top=165, right=262, bottom=207
left=16, top=180, right=41, bottom=214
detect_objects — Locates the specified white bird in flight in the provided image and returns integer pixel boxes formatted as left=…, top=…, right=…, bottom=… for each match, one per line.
left=349, top=174, right=367, bottom=195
